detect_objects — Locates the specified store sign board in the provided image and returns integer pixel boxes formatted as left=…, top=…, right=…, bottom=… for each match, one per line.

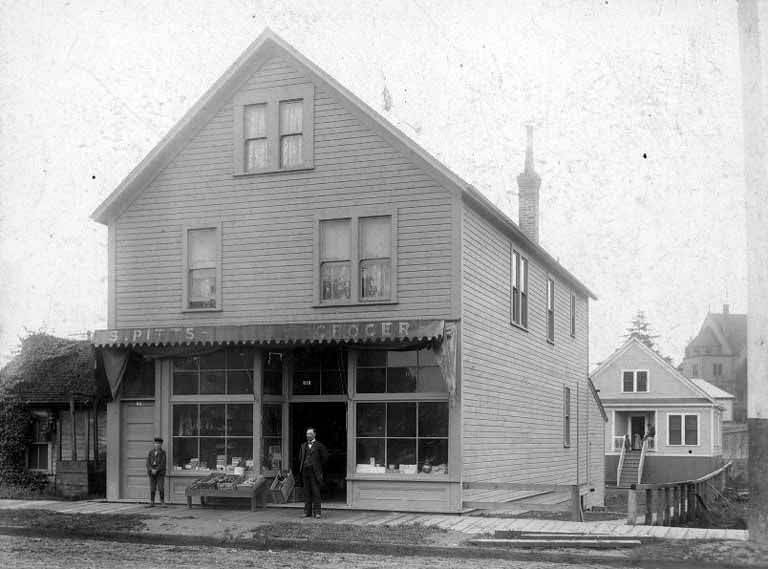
left=92, top=319, right=445, bottom=347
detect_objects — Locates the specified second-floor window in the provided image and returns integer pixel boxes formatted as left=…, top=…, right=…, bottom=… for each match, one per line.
left=546, top=277, right=555, bottom=343
left=713, top=363, right=723, bottom=377
left=185, top=226, right=221, bottom=310
left=563, top=386, right=571, bottom=447
left=510, top=250, right=528, bottom=327
left=234, top=85, right=314, bottom=174
left=318, top=214, right=394, bottom=305
left=622, top=370, right=649, bottom=392
left=691, top=364, right=699, bottom=377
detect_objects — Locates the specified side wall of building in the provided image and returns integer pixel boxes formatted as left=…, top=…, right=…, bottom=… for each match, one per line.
left=460, top=201, right=592, bottom=488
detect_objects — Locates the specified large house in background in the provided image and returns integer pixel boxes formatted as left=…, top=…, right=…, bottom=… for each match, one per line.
left=89, top=29, right=605, bottom=513
left=681, top=304, right=747, bottom=423
left=591, top=338, right=730, bottom=486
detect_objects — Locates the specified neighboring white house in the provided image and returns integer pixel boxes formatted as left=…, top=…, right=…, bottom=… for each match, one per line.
left=591, top=338, right=730, bottom=486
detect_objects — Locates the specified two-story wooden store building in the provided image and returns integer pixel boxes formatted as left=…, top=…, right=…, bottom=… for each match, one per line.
left=91, top=29, right=602, bottom=512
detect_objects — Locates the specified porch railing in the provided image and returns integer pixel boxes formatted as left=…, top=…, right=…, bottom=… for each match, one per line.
left=617, top=436, right=627, bottom=484
left=626, top=461, right=733, bottom=526
left=613, top=435, right=626, bottom=451
left=637, top=437, right=649, bottom=485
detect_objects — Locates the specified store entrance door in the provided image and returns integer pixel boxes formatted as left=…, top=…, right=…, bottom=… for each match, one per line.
left=290, top=402, right=347, bottom=501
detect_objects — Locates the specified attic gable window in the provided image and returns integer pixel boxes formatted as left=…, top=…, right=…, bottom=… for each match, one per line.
left=622, top=370, right=649, bottom=393
left=234, top=85, right=314, bottom=175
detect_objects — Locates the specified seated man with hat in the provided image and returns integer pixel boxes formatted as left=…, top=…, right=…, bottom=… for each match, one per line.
left=146, top=437, right=167, bottom=507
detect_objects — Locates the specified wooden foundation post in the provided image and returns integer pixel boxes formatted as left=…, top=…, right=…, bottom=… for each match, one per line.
left=645, top=488, right=653, bottom=525
left=627, top=489, right=637, bottom=525
left=69, top=395, right=77, bottom=461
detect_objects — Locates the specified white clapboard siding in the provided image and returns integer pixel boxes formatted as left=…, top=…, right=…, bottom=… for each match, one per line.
left=113, top=55, right=456, bottom=326
left=461, top=203, right=591, bottom=487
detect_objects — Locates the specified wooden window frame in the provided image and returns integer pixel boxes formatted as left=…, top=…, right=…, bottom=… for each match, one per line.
left=546, top=276, right=555, bottom=344
left=620, top=369, right=650, bottom=393
left=569, top=291, right=576, bottom=338
left=510, top=248, right=528, bottom=329
left=563, top=386, right=571, bottom=448
left=667, top=412, right=700, bottom=447
left=313, top=208, right=398, bottom=307
left=233, top=85, right=314, bottom=175
left=182, top=222, right=222, bottom=313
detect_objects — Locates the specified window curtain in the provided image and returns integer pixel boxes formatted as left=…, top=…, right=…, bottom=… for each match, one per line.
left=432, top=321, right=458, bottom=407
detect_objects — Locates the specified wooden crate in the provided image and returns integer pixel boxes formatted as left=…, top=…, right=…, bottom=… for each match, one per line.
left=269, top=472, right=295, bottom=503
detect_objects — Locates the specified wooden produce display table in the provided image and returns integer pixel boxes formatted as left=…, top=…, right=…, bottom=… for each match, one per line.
left=185, top=473, right=269, bottom=512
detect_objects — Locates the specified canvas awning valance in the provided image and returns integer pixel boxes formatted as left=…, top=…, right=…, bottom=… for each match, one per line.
left=91, top=319, right=445, bottom=349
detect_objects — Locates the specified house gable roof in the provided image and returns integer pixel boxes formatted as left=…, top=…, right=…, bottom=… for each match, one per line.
left=590, top=337, right=718, bottom=405
left=690, top=378, right=735, bottom=400
left=90, top=28, right=596, bottom=300
left=685, top=312, right=747, bottom=358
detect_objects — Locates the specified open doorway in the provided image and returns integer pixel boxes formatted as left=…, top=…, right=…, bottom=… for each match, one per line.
left=630, top=416, right=645, bottom=450
left=290, top=402, right=347, bottom=502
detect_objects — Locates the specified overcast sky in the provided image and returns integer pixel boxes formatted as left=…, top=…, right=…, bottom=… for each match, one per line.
left=0, top=0, right=746, bottom=367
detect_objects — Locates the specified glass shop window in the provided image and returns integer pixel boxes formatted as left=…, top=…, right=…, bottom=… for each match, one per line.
left=356, top=348, right=444, bottom=393
left=292, top=349, right=346, bottom=395
left=172, top=348, right=254, bottom=395
left=172, top=403, right=253, bottom=471
left=262, top=404, right=283, bottom=471
left=355, top=401, right=448, bottom=475
left=263, top=352, right=284, bottom=396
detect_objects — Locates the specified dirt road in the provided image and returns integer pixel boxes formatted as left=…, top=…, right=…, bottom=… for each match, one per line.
left=1, top=534, right=630, bottom=569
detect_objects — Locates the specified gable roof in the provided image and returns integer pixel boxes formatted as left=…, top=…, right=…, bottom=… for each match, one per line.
left=591, top=337, right=718, bottom=405
left=0, top=334, right=106, bottom=405
left=685, top=312, right=747, bottom=357
left=90, top=28, right=596, bottom=300
left=690, top=378, right=735, bottom=400
left=708, top=313, right=747, bottom=355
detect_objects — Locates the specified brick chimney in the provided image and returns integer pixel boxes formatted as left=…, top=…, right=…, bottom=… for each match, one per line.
left=517, top=125, right=541, bottom=243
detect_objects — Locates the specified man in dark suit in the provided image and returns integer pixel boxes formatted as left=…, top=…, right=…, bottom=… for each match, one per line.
left=298, top=427, right=328, bottom=518
left=146, top=436, right=167, bottom=507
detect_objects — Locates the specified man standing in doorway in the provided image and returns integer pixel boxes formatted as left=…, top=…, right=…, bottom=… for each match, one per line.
left=146, top=437, right=166, bottom=507
left=298, top=427, right=328, bottom=518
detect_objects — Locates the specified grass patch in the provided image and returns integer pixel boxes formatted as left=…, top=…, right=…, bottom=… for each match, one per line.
left=0, top=509, right=147, bottom=534
left=251, top=522, right=446, bottom=545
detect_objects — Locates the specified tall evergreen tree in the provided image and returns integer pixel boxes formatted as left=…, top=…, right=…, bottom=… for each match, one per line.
left=623, top=310, right=672, bottom=364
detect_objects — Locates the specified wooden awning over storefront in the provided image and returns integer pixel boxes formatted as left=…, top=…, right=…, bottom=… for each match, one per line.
left=92, top=319, right=445, bottom=349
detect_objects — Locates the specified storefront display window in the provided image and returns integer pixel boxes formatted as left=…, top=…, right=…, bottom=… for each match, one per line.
left=355, top=401, right=448, bottom=475
left=357, top=348, right=444, bottom=393
left=292, top=349, right=346, bottom=395
left=263, top=352, right=283, bottom=395
left=172, top=403, right=253, bottom=471
left=172, top=348, right=254, bottom=395
left=262, top=404, right=282, bottom=471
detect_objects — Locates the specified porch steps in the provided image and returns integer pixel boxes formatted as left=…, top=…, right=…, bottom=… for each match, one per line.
left=618, top=451, right=642, bottom=488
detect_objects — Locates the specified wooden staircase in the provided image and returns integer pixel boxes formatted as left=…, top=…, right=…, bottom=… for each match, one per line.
left=618, top=450, right=642, bottom=487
